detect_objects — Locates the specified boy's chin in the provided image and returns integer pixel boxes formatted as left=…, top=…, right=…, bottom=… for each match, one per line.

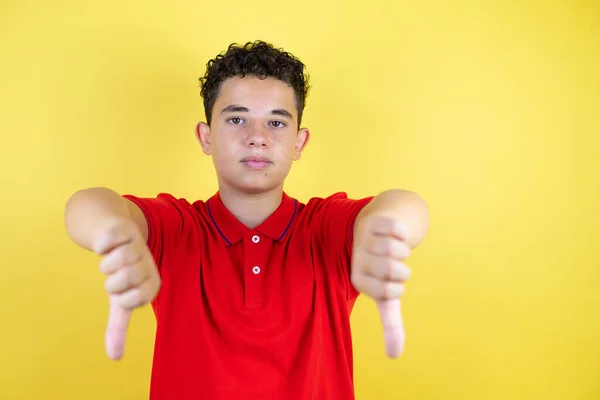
left=222, top=177, right=284, bottom=195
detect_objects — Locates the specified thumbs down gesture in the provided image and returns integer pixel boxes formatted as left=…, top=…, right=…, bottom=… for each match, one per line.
left=351, top=212, right=414, bottom=358
left=93, top=219, right=161, bottom=360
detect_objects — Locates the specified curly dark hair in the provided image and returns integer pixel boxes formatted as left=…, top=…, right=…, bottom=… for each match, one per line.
left=199, top=40, right=310, bottom=128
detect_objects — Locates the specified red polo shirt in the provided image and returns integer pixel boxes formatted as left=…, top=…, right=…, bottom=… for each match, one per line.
left=123, top=191, right=373, bottom=399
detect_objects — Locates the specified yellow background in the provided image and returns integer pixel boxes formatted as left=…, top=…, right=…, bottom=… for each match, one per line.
left=1, top=0, right=598, bottom=399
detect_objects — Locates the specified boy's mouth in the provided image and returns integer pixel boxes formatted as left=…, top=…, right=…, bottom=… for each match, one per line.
left=241, top=156, right=272, bottom=169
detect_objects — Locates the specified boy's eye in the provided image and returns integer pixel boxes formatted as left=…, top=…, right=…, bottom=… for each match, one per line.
left=228, top=117, right=243, bottom=125
left=270, top=121, right=286, bottom=128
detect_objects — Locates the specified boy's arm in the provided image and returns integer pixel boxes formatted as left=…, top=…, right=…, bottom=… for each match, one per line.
left=351, top=189, right=430, bottom=358
left=64, top=187, right=159, bottom=361
left=64, top=187, right=148, bottom=251
left=353, top=189, right=430, bottom=249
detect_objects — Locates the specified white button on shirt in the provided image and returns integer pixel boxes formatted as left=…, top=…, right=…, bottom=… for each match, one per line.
left=252, top=266, right=261, bottom=275
left=252, top=235, right=260, bottom=243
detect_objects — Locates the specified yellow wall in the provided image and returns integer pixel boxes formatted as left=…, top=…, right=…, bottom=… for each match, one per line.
left=1, top=0, right=598, bottom=399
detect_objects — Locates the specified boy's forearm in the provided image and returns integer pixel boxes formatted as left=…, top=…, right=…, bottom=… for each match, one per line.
left=356, top=189, right=430, bottom=249
left=64, top=187, right=132, bottom=252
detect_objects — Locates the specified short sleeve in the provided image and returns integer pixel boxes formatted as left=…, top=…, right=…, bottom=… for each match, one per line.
left=122, top=193, right=186, bottom=274
left=313, top=192, right=374, bottom=300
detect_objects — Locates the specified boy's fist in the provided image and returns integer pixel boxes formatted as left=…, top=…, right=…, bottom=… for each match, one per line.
left=93, top=218, right=160, bottom=360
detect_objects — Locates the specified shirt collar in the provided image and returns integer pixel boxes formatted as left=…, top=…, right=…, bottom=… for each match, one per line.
left=206, top=191, right=298, bottom=246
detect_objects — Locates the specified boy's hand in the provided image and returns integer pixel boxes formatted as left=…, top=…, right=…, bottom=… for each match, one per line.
left=93, top=218, right=161, bottom=360
left=351, top=213, right=412, bottom=358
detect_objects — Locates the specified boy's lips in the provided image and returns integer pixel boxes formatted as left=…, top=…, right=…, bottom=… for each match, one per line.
left=241, top=156, right=272, bottom=169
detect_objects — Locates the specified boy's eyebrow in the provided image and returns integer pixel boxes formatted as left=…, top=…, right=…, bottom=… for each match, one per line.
left=221, top=105, right=249, bottom=114
left=271, top=109, right=293, bottom=119
left=221, top=105, right=293, bottom=120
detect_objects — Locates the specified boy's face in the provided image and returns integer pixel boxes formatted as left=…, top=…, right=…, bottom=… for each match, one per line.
left=196, top=75, right=310, bottom=195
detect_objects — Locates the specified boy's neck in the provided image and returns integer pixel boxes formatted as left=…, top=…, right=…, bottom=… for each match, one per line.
left=218, top=185, right=284, bottom=229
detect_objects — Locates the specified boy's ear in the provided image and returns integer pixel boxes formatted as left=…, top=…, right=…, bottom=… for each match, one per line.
left=293, top=128, right=311, bottom=160
left=195, top=122, right=212, bottom=155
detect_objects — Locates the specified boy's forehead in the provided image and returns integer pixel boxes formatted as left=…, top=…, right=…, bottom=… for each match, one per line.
left=216, top=76, right=297, bottom=110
